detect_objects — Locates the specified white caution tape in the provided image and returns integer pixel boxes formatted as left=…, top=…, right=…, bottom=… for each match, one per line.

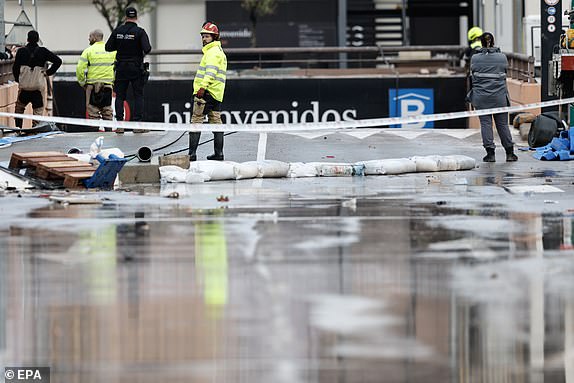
left=0, top=97, right=571, bottom=133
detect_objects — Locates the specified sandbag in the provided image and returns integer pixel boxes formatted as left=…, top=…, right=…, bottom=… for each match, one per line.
left=287, top=162, right=318, bottom=178
left=360, top=158, right=417, bottom=175
left=185, top=170, right=210, bottom=184
left=410, top=156, right=440, bottom=172
left=234, top=162, right=260, bottom=180
left=310, top=163, right=365, bottom=177
left=189, top=160, right=236, bottom=181
left=159, top=165, right=188, bottom=183
left=512, top=112, right=536, bottom=129
left=528, top=112, right=562, bottom=148
left=448, top=155, right=476, bottom=170
left=436, top=156, right=459, bottom=171
left=257, top=160, right=290, bottom=178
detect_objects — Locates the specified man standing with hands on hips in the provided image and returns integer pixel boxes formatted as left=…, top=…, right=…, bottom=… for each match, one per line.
left=77, top=29, right=116, bottom=124
left=188, top=22, right=228, bottom=161
left=105, top=6, right=151, bottom=133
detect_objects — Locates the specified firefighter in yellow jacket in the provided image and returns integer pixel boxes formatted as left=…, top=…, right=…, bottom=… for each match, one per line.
left=189, top=22, right=228, bottom=161
left=76, top=29, right=116, bottom=122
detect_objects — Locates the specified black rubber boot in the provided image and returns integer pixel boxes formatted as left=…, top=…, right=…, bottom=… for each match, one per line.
left=505, top=146, right=518, bottom=162
left=207, top=132, right=224, bottom=161
left=483, top=148, right=495, bottom=163
left=188, top=132, right=201, bottom=161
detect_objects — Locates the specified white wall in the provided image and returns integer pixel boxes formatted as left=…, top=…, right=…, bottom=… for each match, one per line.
left=4, top=0, right=205, bottom=74
left=154, top=0, right=205, bottom=74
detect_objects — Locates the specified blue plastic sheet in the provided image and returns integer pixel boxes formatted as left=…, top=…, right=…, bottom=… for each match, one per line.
left=0, top=131, right=63, bottom=148
left=533, top=129, right=574, bottom=161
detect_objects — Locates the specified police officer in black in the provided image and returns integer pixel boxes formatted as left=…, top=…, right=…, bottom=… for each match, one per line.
left=105, top=7, right=151, bottom=133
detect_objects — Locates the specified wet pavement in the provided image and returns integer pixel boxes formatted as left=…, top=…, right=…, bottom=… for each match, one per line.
left=1, top=129, right=574, bottom=382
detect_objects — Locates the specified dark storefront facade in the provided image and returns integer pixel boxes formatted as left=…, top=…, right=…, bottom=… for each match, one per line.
left=53, top=76, right=467, bottom=130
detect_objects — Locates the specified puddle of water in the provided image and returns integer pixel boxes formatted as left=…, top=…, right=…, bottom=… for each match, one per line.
left=1, top=193, right=573, bottom=383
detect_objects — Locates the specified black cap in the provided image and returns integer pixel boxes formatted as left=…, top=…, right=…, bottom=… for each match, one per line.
left=125, top=7, right=137, bottom=18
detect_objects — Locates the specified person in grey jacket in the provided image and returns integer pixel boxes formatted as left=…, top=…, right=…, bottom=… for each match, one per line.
left=468, top=32, right=517, bottom=162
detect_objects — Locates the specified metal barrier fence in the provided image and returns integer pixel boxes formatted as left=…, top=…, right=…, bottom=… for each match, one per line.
left=52, top=46, right=536, bottom=83
left=0, top=47, right=536, bottom=85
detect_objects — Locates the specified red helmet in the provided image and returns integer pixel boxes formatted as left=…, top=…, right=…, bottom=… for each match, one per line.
left=200, top=22, right=219, bottom=35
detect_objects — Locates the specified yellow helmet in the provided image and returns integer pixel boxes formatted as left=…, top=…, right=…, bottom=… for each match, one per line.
left=467, top=26, right=483, bottom=42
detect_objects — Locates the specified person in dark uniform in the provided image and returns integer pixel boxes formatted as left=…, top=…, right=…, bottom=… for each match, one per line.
left=105, top=6, right=151, bottom=133
left=12, top=30, right=62, bottom=130
left=468, top=32, right=517, bottom=163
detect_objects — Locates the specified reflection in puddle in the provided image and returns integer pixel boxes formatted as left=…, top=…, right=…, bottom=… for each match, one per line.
left=0, top=196, right=573, bottom=382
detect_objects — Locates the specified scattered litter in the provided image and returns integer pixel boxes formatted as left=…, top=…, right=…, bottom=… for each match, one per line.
left=166, top=191, right=180, bottom=199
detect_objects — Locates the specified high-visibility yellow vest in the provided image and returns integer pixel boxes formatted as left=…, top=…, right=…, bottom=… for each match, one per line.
left=76, top=41, right=116, bottom=86
left=193, top=40, right=227, bottom=102
left=470, top=40, right=482, bottom=50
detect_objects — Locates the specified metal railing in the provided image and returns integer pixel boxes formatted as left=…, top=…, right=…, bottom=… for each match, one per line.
left=48, top=46, right=535, bottom=83
left=505, top=52, right=536, bottom=83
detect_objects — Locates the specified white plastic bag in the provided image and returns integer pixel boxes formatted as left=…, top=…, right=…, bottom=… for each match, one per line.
left=360, top=158, right=416, bottom=175
left=189, top=161, right=236, bottom=181
left=89, top=136, right=104, bottom=159
left=257, top=160, right=289, bottom=178
left=287, top=162, right=318, bottom=178
left=234, top=162, right=260, bottom=180
left=99, top=148, right=125, bottom=159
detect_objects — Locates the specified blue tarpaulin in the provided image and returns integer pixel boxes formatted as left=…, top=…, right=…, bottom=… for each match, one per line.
left=533, top=129, right=574, bottom=160
left=0, top=131, right=63, bottom=149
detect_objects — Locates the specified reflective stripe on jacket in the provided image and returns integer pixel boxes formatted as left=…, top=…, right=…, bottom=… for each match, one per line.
left=76, top=41, right=116, bottom=86
left=193, top=40, right=227, bottom=102
left=468, top=47, right=510, bottom=110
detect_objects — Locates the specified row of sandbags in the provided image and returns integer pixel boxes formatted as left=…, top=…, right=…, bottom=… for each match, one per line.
left=159, top=155, right=476, bottom=184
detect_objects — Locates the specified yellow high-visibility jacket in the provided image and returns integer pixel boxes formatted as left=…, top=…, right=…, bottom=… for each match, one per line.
left=193, top=40, right=227, bottom=102
left=76, top=41, right=116, bottom=86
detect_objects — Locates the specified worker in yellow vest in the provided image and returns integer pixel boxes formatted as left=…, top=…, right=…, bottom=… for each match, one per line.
left=189, top=22, right=228, bottom=161
left=76, top=29, right=117, bottom=124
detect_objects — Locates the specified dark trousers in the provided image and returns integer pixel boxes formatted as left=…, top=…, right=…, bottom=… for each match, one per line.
left=114, top=62, right=145, bottom=121
left=114, top=77, right=144, bottom=121
left=479, top=112, right=513, bottom=149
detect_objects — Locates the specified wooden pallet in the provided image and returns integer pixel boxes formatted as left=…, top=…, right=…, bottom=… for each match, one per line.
left=9, top=151, right=76, bottom=169
left=9, top=152, right=97, bottom=188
